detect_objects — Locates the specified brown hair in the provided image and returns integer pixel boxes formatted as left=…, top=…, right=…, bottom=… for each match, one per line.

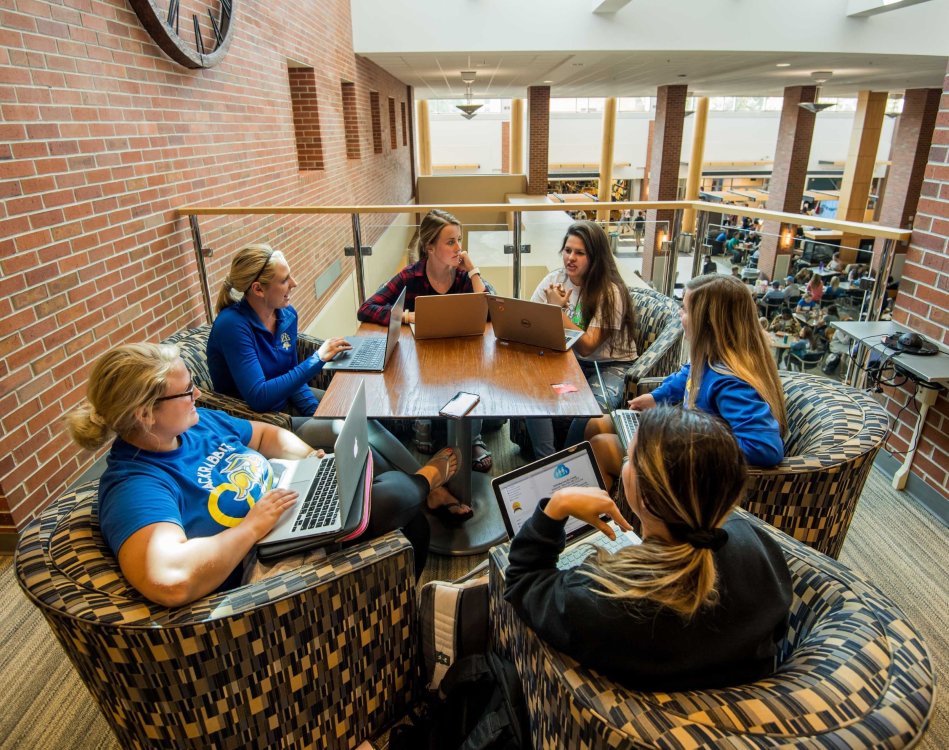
left=584, top=406, right=748, bottom=617
left=684, top=273, right=787, bottom=433
left=411, top=209, right=462, bottom=261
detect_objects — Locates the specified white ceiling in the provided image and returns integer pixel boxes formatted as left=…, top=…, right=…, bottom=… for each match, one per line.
left=351, top=0, right=949, bottom=100
left=363, top=50, right=948, bottom=100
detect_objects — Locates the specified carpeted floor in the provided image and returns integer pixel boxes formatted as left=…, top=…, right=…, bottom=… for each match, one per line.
left=1, top=425, right=945, bottom=749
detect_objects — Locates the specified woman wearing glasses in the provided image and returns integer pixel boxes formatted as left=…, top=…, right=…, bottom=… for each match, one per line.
left=207, top=244, right=472, bottom=524
left=66, top=343, right=456, bottom=606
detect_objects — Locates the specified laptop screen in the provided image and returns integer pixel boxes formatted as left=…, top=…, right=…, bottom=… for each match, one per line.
left=492, top=443, right=605, bottom=540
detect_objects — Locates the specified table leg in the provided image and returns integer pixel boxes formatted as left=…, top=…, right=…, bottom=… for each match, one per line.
left=428, top=417, right=508, bottom=556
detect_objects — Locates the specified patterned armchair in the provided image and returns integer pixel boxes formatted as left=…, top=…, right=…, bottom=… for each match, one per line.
left=510, top=287, right=683, bottom=456
left=488, top=511, right=935, bottom=749
left=15, top=480, right=419, bottom=750
left=160, top=325, right=329, bottom=429
left=612, top=372, right=889, bottom=560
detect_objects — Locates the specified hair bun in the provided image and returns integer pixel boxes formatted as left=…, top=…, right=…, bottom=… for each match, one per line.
left=685, top=527, right=729, bottom=551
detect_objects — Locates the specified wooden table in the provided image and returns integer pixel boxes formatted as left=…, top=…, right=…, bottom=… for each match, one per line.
left=768, top=331, right=797, bottom=367
left=316, top=322, right=602, bottom=555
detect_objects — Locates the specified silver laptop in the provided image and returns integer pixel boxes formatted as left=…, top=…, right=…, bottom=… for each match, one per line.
left=492, top=442, right=640, bottom=570
left=257, top=382, right=370, bottom=554
left=487, top=295, right=583, bottom=352
left=410, top=292, right=488, bottom=339
left=593, top=360, right=640, bottom=453
left=323, top=288, right=406, bottom=372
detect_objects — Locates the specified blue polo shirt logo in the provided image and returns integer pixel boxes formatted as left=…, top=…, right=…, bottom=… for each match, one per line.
left=280, top=332, right=292, bottom=350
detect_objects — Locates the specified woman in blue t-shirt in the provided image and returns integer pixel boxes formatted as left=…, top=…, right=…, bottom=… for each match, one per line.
left=585, top=273, right=786, bottom=490
left=66, top=343, right=461, bottom=606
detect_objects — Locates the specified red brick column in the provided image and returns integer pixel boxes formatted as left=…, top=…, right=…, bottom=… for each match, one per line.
left=642, top=85, right=687, bottom=280
left=759, top=85, right=817, bottom=278
left=872, top=88, right=941, bottom=268
left=882, top=65, right=949, bottom=499
left=527, top=86, right=550, bottom=195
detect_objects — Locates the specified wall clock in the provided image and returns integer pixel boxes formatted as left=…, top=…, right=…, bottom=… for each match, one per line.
left=128, top=0, right=236, bottom=69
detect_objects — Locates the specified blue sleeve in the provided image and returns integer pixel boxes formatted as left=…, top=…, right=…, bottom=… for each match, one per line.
left=649, top=363, right=690, bottom=405
left=707, top=377, right=784, bottom=467
left=216, top=314, right=323, bottom=414
left=98, top=470, right=183, bottom=556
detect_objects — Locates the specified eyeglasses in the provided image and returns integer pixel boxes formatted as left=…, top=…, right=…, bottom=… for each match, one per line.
left=155, top=380, right=196, bottom=403
left=244, top=251, right=274, bottom=293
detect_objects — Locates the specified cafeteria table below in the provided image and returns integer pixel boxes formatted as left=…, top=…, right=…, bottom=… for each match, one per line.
left=315, top=322, right=602, bottom=555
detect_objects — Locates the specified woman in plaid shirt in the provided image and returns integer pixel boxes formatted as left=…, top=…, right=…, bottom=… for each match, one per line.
left=358, top=210, right=493, bottom=476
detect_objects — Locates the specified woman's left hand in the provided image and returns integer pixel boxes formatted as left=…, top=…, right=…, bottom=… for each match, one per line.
left=318, top=337, right=352, bottom=362
left=458, top=249, right=476, bottom=273
left=544, top=488, right=633, bottom=540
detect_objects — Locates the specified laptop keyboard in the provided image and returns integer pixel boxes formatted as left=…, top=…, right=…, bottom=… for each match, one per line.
left=291, top=457, right=339, bottom=532
left=615, top=409, right=640, bottom=445
left=348, top=338, right=385, bottom=369
left=557, top=524, right=638, bottom=570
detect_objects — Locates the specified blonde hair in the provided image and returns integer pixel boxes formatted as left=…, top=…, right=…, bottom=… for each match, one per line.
left=684, top=274, right=787, bottom=434
left=410, top=210, right=462, bottom=261
left=66, top=343, right=180, bottom=451
left=584, top=407, right=748, bottom=618
left=215, top=244, right=287, bottom=314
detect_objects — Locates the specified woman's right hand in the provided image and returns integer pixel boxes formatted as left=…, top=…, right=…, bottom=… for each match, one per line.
left=544, top=283, right=569, bottom=307
left=318, top=337, right=352, bottom=362
left=544, top=488, right=633, bottom=540
left=627, top=393, right=656, bottom=410
left=244, top=488, right=298, bottom=539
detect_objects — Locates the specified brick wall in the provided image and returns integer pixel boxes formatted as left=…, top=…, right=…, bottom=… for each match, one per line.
left=882, top=66, right=949, bottom=502
left=527, top=86, right=550, bottom=195
left=0, top=0, right=414, bottom=533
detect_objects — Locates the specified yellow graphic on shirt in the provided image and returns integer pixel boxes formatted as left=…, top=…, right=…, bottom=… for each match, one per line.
left=208, top=453, right=272, bottom=527
left=684, top=375, right=692, bottom=409
left=280, top=331, right=292, bottom=351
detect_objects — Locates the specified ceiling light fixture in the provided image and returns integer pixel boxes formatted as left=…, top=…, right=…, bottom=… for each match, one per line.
left=798, top=71, right=835, bottom=114
left=456, top=70, right=482, bottom=120
left=775, top=62, right=791, bottom=68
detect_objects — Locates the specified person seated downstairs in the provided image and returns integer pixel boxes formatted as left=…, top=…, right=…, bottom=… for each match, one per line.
left=504, top=407, right=793, bottom=691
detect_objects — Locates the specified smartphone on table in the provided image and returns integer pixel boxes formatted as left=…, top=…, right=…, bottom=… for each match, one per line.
left=439, top=391, right=480, bottom=419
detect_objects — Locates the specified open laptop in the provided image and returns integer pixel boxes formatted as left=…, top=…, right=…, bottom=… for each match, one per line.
left=410, top=292, right=488, bottom=339
left=593, top=360, right=640, bottom=453
left=323, top=288, right=406, bottom=372
left=492, top=442, right=640, bottom=570
left=257, top=382, right=370, bottom=557
left=487, top=295, right=583, bottom=352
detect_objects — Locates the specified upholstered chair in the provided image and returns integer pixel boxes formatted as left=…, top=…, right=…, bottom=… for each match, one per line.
left=488, top=510, right=935, bottom=749
left=160, top=325, right=328, bottom=429
left=15, top=480, right=419, bottom=749
left=510, top=286, right=683, bottom=457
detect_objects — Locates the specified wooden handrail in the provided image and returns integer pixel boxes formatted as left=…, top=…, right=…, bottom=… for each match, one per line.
left=176, top=200, right=911, bottom=241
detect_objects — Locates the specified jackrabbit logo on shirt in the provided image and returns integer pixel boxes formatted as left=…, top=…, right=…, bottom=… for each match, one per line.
left=280, top=332, right=292, bottom=350
left=204, top=449, right=273, bottom=527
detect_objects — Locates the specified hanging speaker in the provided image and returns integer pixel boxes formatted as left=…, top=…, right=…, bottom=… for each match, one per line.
left=882, top=333, right=939, bottom=356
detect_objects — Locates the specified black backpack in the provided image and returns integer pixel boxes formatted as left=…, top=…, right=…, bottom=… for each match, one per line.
left=390, top=652, right=530, bottom=750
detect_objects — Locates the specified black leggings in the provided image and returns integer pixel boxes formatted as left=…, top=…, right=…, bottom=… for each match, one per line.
left=346, top=448, right=430, bottom=578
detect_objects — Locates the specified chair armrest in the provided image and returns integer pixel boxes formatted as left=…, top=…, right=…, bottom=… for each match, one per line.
left=298, top=333, right=332, bottom=390
left=197, top=391, right=292, bottom=430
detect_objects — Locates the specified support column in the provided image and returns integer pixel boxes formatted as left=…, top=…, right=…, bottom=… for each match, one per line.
left=501, top=121, right=510, bottom=173
left=682, top=96, right=709, bottom=233
left=838, top=90, right=888, bottom=255
left=597, top=97, right=618, bottom=221
left=872, top=88, right=941, bottom=268
left=511, top=98, right=525, bottom=175
left=527, top=86, right=551, bottom=195
left=759, top=85, right=817, bottom=279
left=642, top=85, right=687, bottom=281
left=640, top=119, right=654, bottom=200
left=417, top=99, right=432, bottom=177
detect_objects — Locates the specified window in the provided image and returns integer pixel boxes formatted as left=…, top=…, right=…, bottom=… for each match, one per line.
left=341, top=81, right=360, bottom=160
left=400, top=101, right=407, bottom=146
left=288, top=65, right=323, bottom=171
left=388, top=97, right=397, bottom=149
left=370, top=91, right=383, bottom=154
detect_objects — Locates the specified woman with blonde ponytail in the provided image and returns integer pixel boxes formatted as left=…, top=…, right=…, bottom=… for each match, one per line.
left=504, top=407, right=792, bottom=691
left=585, top=273, right=785, bottom=490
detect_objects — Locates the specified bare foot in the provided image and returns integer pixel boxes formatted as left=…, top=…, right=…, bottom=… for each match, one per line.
left=416, top=447, right=458, bottom=490
left=427, top=486, right=472, bottom=516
